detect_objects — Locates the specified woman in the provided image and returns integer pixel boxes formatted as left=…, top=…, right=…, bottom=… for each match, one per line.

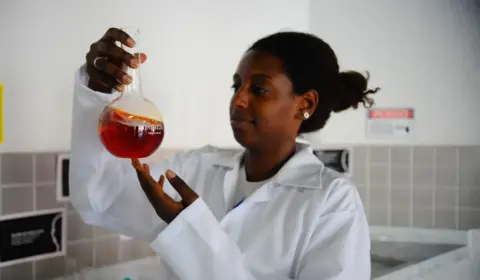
left=70, top=27, right=379, bottom=280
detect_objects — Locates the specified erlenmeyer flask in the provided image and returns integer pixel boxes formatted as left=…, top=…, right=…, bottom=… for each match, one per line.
left=98, top=27, right=165, bottom=158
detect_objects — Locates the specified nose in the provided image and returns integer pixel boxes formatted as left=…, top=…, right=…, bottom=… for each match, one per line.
left=230, top=86, right=249, bottom=109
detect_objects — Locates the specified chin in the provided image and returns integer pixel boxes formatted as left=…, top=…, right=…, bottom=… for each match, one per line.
left=232, top=129, right=255, bottom=149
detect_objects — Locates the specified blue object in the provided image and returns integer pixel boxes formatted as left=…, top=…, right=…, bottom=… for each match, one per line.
left=233, top=198, right=244, bottom=209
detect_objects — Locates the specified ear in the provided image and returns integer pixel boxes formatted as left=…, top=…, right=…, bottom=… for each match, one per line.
left=295, top=90, right=319, bottom=120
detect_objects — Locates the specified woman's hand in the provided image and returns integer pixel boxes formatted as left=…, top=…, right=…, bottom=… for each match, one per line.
left=85, top=27, right=147, bottom=93
left=131, top=159, right=199, bottom=223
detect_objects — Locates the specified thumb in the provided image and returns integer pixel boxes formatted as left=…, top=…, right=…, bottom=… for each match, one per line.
left=165, top=170, right=198, bottom=206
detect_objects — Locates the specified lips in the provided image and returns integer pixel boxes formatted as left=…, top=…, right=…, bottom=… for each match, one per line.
left=230, top=117, right=254, bottom=129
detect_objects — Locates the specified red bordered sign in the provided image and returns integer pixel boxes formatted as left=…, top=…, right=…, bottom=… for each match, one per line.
left=366, top=108, right=414, bottom=138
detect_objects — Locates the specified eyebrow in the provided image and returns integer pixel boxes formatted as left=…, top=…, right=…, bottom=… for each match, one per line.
left=232, top=73, right=272, bottom=81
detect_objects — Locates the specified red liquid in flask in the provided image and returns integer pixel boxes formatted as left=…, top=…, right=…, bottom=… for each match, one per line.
left=99, top=107, right=165, bottom=158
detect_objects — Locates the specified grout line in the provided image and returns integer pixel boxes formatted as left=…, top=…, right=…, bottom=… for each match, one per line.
left=387, top=147, right=392, bottom=226
left=36, top=181, right=57, bottom=187
left=32, top=155, right=37, bottom=211
left=409, top=147, right=414, bottom=227
left=32, top=261, right=36, bottom=280
left=92, top=238, right=97, bottom=269
left=455, top=147, right=460, bottom=229
left=1, top=182, right=35, bottom=189
left=432, top=148, right=437, bottom=228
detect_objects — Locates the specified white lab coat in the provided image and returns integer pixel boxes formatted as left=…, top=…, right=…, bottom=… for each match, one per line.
left=69, top=65, right=371, bottom=280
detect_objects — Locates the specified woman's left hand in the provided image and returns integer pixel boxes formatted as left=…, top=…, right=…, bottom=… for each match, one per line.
left=131, top=159, right=199, bottom=223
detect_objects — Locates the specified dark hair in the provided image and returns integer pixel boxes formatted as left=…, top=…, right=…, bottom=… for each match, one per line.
left=248, top=32, right=380, bottom=133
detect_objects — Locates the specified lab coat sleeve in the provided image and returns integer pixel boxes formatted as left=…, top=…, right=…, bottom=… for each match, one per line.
left=150, top=198, right=259, bottom=280
left=296, top=210, right=371, bottom=280
left=69, top=65, right=186, bottom=242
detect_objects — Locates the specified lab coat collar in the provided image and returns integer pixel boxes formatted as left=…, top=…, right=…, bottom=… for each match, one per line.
left=212, top=142, right=324, bottom=189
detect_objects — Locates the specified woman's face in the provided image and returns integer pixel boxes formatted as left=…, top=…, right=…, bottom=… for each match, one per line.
left=230, top=50, right=305, bottom=149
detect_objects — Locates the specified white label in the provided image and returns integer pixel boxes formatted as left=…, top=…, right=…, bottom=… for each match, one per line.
left=366, top=108, right=414, bottom=138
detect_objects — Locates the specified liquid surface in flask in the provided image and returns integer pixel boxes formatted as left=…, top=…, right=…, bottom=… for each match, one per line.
left=99, top=107, right=165, bottom=158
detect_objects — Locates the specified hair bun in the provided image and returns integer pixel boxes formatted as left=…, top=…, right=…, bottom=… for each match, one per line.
left=331, top=71, right=380, bottom=113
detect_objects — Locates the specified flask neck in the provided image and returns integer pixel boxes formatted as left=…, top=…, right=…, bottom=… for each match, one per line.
left=124, top=65, right=143, bottom=97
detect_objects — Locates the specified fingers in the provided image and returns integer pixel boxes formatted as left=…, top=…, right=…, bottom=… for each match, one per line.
left=96, top=40, right=137, bottom=68
left=102, top=27, right=135, bottom=47
left=86, top=52, right=131, bottom=85
left=165, top=170, right=199, bottom=206
left=86, top=27, right=148, bottom=92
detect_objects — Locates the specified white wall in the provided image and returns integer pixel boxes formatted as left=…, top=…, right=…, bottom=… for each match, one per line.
left=306, top=0, right=480, bottom=146
left=0, top=0, right=310, bottom=153
left=1, top=0, right=479, bottom=154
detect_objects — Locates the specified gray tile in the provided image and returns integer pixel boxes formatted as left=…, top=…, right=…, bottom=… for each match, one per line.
left=390, top=147, right=411, bottom=166
left=1, top=262, right=33, bottom=279
left=435, top=188, right=457, bottom=209
left=353, top=146, right=368, bottom=167
left=459, top=189, right=480, bottom=208
left=413, top=147, right=435, bottom=167
left=458, top=209, right=480, bottom=230
left=369, top=187, right=389, bottom=207
left=67, top=212, right=93, bottom=241
left=36, top=184, right=65, bottom=210
left=67, top=242, right=94, bottom=271
left=352, top=167, right=367, bottom=186
left=2, top=186, right=33, bottom=214
left=369, top=146, right=390, bottom=164
left=413, top=167, right=434, bottom=187
left=390, top=187, right=410, bottom=207
left=458, top=147, right=478, bottom=166
left=368, top=206, right=389, bottom=225
left=413, top=188, right=433, bottom=209
left=435, top=167, right=457, bottom=188
left=35, top=153, right=57, bottom=183
left=356, top=186, right=368, bottom=205
left=413, top=208, right=434, bottom=228
left=459, top=166, right=479, bottom=189
left=390, top=206, right=411, bottom=227
left=369, top=165, right=389, bottom=187
left=35, top=256, right=66, bottom=280
left=119, top=239, right=156, bottom=262
left=435, top=147, right=458, bottom=167
left=390, top=166, right=411, bottom=187
left=1, top=154, right=33, bottom=185
left=434, top=209, right=457, bottom=229
left=94, top=237, right=120, bottom=268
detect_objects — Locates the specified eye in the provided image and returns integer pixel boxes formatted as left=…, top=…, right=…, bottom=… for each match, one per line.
left=231, top=83, right=240, bottom=93
left=250, top=85, right=270, bottom=96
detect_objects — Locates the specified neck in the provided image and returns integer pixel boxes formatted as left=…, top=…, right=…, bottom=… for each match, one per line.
left=243, top=139, right=297, bottom=182
left=124, top=66, right=142, bottom=95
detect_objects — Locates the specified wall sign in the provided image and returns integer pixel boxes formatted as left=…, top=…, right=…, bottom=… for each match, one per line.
left=313, top=147, right=352, bottom=177
left=0, top=209, right=66, bottom=267
left=366, top=108, right=414, bottom=139
left=56, top=153, right=70, bottom=201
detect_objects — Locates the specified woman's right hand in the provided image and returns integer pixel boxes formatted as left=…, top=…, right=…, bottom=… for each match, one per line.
left=85, top=27, right=147, bottom=93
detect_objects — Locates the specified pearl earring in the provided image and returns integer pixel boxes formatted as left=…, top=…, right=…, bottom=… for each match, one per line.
left=303, top=112, right=310, bottom=119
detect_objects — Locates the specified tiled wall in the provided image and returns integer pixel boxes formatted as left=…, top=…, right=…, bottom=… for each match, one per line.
left=0, top=153, right=156, bottom=280
left=352, top=146, right=480, bottom=230
left=0, top=146, right=479, bottom=279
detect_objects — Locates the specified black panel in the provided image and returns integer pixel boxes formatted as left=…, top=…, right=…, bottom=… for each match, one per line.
left=0, top=211, right=64, bottom=263
left=313, top=149, right=350, bottom=174
left=61, top=158, right=69, bottom=198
